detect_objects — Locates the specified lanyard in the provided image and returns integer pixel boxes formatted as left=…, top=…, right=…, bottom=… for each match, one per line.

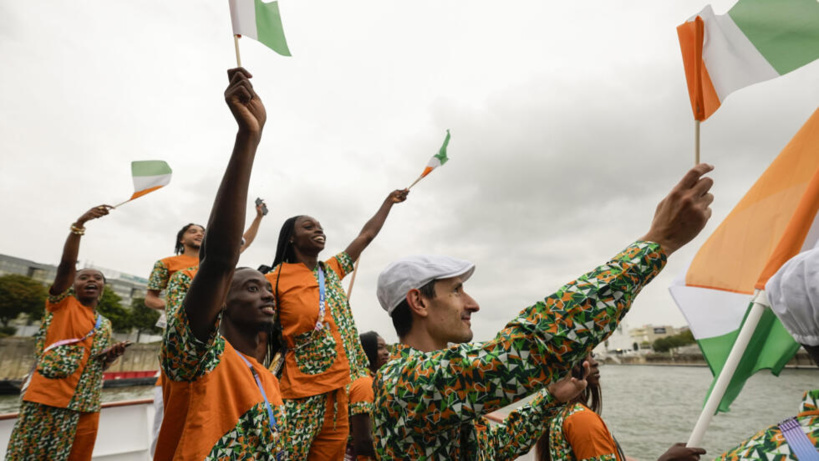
left=779, top=417, right=819, bottom=460
left=315, top=265, right=326, bottom=331
left=43, top=314, right=101, bottom=354
left=235, top=350, right=283, bottom=460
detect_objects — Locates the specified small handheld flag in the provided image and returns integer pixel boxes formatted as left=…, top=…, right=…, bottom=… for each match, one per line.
left=408, top=130, right=450, bottom=190
left=229, top=0, right=291, bottom=62
left=114, top=160, right=173, bottom=208
left=677, top=0, right=819, bottom=122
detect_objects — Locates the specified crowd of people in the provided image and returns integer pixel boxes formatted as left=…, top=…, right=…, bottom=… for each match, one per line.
left=5, top=68, right=817, bottom=461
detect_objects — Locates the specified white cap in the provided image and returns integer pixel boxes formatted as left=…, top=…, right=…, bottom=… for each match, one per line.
left=765, top=247, right=819, bottom=347
left=377, top=255, right=476, bottom=315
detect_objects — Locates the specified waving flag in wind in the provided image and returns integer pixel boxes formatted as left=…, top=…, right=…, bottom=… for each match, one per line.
left=669, top=108, right=819, bottom=412
left=677, top=0, right=819, bottom=121
left=115, top=160, right=172, bottom=208
left=229, top=0, right=291, bottom=57
left=408, top=130, right=451, bottom=189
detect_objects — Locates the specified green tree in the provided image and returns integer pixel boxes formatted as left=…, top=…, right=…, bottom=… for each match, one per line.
left=96, top=287, right=131, bottom=333
left=653, top=337, right=672, bottom=353
left=129, top=297, right=161, bottom=342
left=0, top=274, right=48, bottom=327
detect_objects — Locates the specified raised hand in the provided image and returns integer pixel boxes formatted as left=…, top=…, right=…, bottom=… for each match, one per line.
left=641, top=163, right=714, bottom=255
left=225, top=67, right=266, bottom=136
left=387, top=189, right=409, bottom=204
left=76, top=205, right=112, bottom=226
left=547, top=361, right=589, bottom=403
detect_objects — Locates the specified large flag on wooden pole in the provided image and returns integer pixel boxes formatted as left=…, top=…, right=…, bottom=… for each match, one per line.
left=677, top=0, right=819, bottom=122
left=670, top=108, right=819, bottom=444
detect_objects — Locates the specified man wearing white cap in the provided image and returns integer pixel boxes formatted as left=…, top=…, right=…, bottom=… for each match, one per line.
left=372, top=164, right=716, bottom=460
left=717, top=248, right=819, bottom=460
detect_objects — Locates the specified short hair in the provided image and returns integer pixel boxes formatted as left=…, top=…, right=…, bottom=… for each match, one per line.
left=175, top=223, right=205, bottom=255
left=391, top=280, right=436, bottom=339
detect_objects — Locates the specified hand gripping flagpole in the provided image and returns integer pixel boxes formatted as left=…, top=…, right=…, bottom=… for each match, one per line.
left=686, top=289, right=769, bottom=447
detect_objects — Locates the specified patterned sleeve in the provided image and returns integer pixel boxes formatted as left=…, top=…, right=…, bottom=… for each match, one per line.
left=147, top=260, right=170, bottom=291
left=375, top=242, right=665, bottom=434
left=348, top=376, right=375, bottom=416
left=33, top=312, right=53, bottom=357
left=160, top=293, right=225, bottom=382
left=481, top=388, right=563, bottom=460
left=327, top=252, right=355, bottom=280
left=45, top=289, right=72, bottom=313
left=165, top=270, right=194, bottom=319
left=327, top=252, right=370, bottom=381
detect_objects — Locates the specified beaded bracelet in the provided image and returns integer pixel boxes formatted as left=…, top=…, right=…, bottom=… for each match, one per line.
left=70, top=225, right=86, bottom=236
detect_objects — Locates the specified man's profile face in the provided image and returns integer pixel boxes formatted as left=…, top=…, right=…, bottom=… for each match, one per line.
left=425, top=276, right=480, bottom=345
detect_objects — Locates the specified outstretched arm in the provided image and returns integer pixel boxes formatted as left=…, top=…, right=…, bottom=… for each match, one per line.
left=184, top=67, right=266, bottom=342
left=51, top=205, right=111, bottom=295
left=239, top=200, right=266, bottom=253
left=344, top=189, right=408, bottom=261
left=145, top=290, right=165, bottom=310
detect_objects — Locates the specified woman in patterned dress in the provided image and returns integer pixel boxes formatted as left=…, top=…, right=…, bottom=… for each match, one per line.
left=535, top=353, right=705, bottom=461
left=6, top=205, right=129, bottom=461
left=262, top=189, right=407, bottom=460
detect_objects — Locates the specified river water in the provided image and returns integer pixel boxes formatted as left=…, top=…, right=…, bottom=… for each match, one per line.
left=1, top=365, right=816, bottom=460
left=494, top=365, right=818, bottom=460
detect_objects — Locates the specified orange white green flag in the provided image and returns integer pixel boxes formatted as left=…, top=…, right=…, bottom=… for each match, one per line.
left=677, top=0, right=819, bottom=121
left=669, top=108, right=819, bottom=412
left=229, top=0, right=291, bottom=57
left=128, top=160, right=172, bottom=201
left=408, top=130, right=451, bottom=189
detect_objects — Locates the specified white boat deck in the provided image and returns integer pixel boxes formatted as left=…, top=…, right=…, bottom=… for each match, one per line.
left=0, top=399, right=155, bottom=460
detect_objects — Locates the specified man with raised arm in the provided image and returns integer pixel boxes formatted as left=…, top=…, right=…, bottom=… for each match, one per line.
left=372, top=164, right=715, bottom=460
left=154, top=67, right=285, bottom=460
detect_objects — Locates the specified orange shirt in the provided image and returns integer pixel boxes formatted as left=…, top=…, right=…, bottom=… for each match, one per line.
left=265, top=255, right=355, bottom=399
left=148, top=254, right=199, bottom=292
left=562, top=405, right=624, bottom=461
left=348, top=374, right=374, bottom=416
left=24, top=291, right=112, bottom=412
left=157, top=299, right=286, bottom=460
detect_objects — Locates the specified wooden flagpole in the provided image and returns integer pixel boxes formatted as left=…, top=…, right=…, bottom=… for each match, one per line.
left=112, top=199, right=130, bottom=209
left=234, top=35, right=243, bottom=67
left=347, top=259, right=361, bottom=299
left=695, top=120, right=701, bottom=165
left=408, top=175, right=424, bottom=190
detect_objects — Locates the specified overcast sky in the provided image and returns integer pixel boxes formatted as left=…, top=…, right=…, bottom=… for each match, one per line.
left=1, top=0, right=817, bottom=344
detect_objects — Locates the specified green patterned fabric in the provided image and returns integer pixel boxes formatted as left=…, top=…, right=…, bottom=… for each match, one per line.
left=204, top=402, right=285, bottom=460
left=716, top=389, right=819, bottom=460
left=372, top=242, right=666, bottom=460
left=5, top=402, right=81, bottom=460
left=147, top=259, right=171, bottom=291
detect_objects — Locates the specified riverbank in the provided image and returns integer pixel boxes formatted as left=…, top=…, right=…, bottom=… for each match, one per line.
left=601, top=348, right=815, bottom=368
